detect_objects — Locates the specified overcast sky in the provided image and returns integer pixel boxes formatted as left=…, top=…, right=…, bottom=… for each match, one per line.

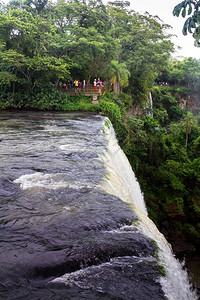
left=129, top=0, right=200, bottom=59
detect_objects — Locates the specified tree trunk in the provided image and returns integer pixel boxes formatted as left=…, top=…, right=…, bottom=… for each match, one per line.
left=113, top=77, right=120, bottom=95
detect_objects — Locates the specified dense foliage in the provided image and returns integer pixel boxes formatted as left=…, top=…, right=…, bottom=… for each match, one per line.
left=0, top=0, right=173, bottom=104
left=101, top=85, right=200, bottom=259
left=155, top=57, right=200, bottom=92
left=127, top=87, right=200, bottom=258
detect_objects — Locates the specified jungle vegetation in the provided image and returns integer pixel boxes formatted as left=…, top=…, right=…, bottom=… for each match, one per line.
left=0, top=0, right=200, bottom=258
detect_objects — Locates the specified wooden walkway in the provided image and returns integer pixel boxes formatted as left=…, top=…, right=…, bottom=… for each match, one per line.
left=57, top=84, right=106, bottom=103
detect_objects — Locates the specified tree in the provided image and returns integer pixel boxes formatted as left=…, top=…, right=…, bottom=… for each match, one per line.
left=0, top=7, right=71, bottom=94
left=107, top=5, right=174, bottom=99
left=180, top=57, right=200, bottom=89
left=0, top=0, right=174, bottom=102
left=48, top=0, right=115, bottom=82
left=173, top=0, right=200, bottom=45
left=8, top=0, right=49, bottom=15
left=180, top=111, right=198, bottom=151
left=156, top=57, right=200, bottom=90
left=105, top=60, right=130, bottom=95
left=108, top=0, right=130, bottom=8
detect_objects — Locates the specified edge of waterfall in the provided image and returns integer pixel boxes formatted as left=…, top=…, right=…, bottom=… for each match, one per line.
left=99, top=117, right=198, bottom=300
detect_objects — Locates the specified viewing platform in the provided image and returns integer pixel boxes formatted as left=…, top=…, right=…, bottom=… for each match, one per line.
left=57, top=84, right=106, bottom=103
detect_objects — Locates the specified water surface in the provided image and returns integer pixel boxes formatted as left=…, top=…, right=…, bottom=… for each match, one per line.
left=0, top=112, right=165, bottom=299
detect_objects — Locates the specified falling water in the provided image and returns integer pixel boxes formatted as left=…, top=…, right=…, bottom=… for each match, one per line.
left=99, top=118, right=198, bottom=300
left=99, top=118, right=147, bottom=215
left=149, top=92, right=153, bottom=117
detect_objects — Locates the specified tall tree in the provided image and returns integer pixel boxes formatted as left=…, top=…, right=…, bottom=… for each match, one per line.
left=48, top=0, right=115, bottom=81
left=105, top=60, right=130, bottom=95
left=107, top=5, right=174, bottom=99
left=0, top=7, right=71, bottom=93
left=156, top=57, right=200, bottom=90
left=180, top=111, right=198, bottom=151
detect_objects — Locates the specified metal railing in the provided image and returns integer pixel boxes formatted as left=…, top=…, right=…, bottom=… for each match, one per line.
left=57, top=84, right=106, bottom=95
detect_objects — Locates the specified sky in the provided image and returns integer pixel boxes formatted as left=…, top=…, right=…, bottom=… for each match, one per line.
left=129, top=0, right=200, bottom=59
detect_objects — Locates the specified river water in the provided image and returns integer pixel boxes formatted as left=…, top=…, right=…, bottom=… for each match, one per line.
left=0, top=111, right=198, bottom=299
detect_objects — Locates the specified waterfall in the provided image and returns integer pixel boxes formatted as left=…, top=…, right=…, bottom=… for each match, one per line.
left=149, top=92, right=153, bottom=117
left=100, top=118, right=197, bottom=300
left=0, top=112, right=198, bottom=299
left=143, top=92, right=153, bottom=117
left=99, top=118, right=147, bottom=215
left=144, top=92, right=154, bottom=117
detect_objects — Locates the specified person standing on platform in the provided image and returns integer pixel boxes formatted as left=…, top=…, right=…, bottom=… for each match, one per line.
left=97, top=78, right=103, bottom=89
left=78, top=81, right=81, bottom=90
left=82, top=79, right=86, bottom=89
left=74, top=79, right=78, bottom=89
left=94, top=79, right=97, bottom=90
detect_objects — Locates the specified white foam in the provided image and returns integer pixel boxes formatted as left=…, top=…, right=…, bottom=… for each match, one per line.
left=59, top=144, right=92, bottom=152
left=14, top=172, right=92, bottom=190
left=51, top=255, right=156, bottom=288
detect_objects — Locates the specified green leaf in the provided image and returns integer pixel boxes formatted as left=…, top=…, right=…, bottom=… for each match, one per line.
left=188, top=3, right=192, bottom=15
left=173, top=4, right=182, bottom=17
left=183, top=19, right=189, bottom=35
left=182, top=7, right=186, bottom=17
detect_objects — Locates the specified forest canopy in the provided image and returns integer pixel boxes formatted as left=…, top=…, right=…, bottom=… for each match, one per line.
left=0, top=0, right=174, bottom=100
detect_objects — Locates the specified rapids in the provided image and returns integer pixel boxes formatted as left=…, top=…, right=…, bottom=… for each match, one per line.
left=0, top=112, right=197, bottom=299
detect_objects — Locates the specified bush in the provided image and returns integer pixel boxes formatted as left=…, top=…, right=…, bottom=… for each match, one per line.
left=98, top=99, right=127, bottom=143
left=168, top=105, right=185, bottom=122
